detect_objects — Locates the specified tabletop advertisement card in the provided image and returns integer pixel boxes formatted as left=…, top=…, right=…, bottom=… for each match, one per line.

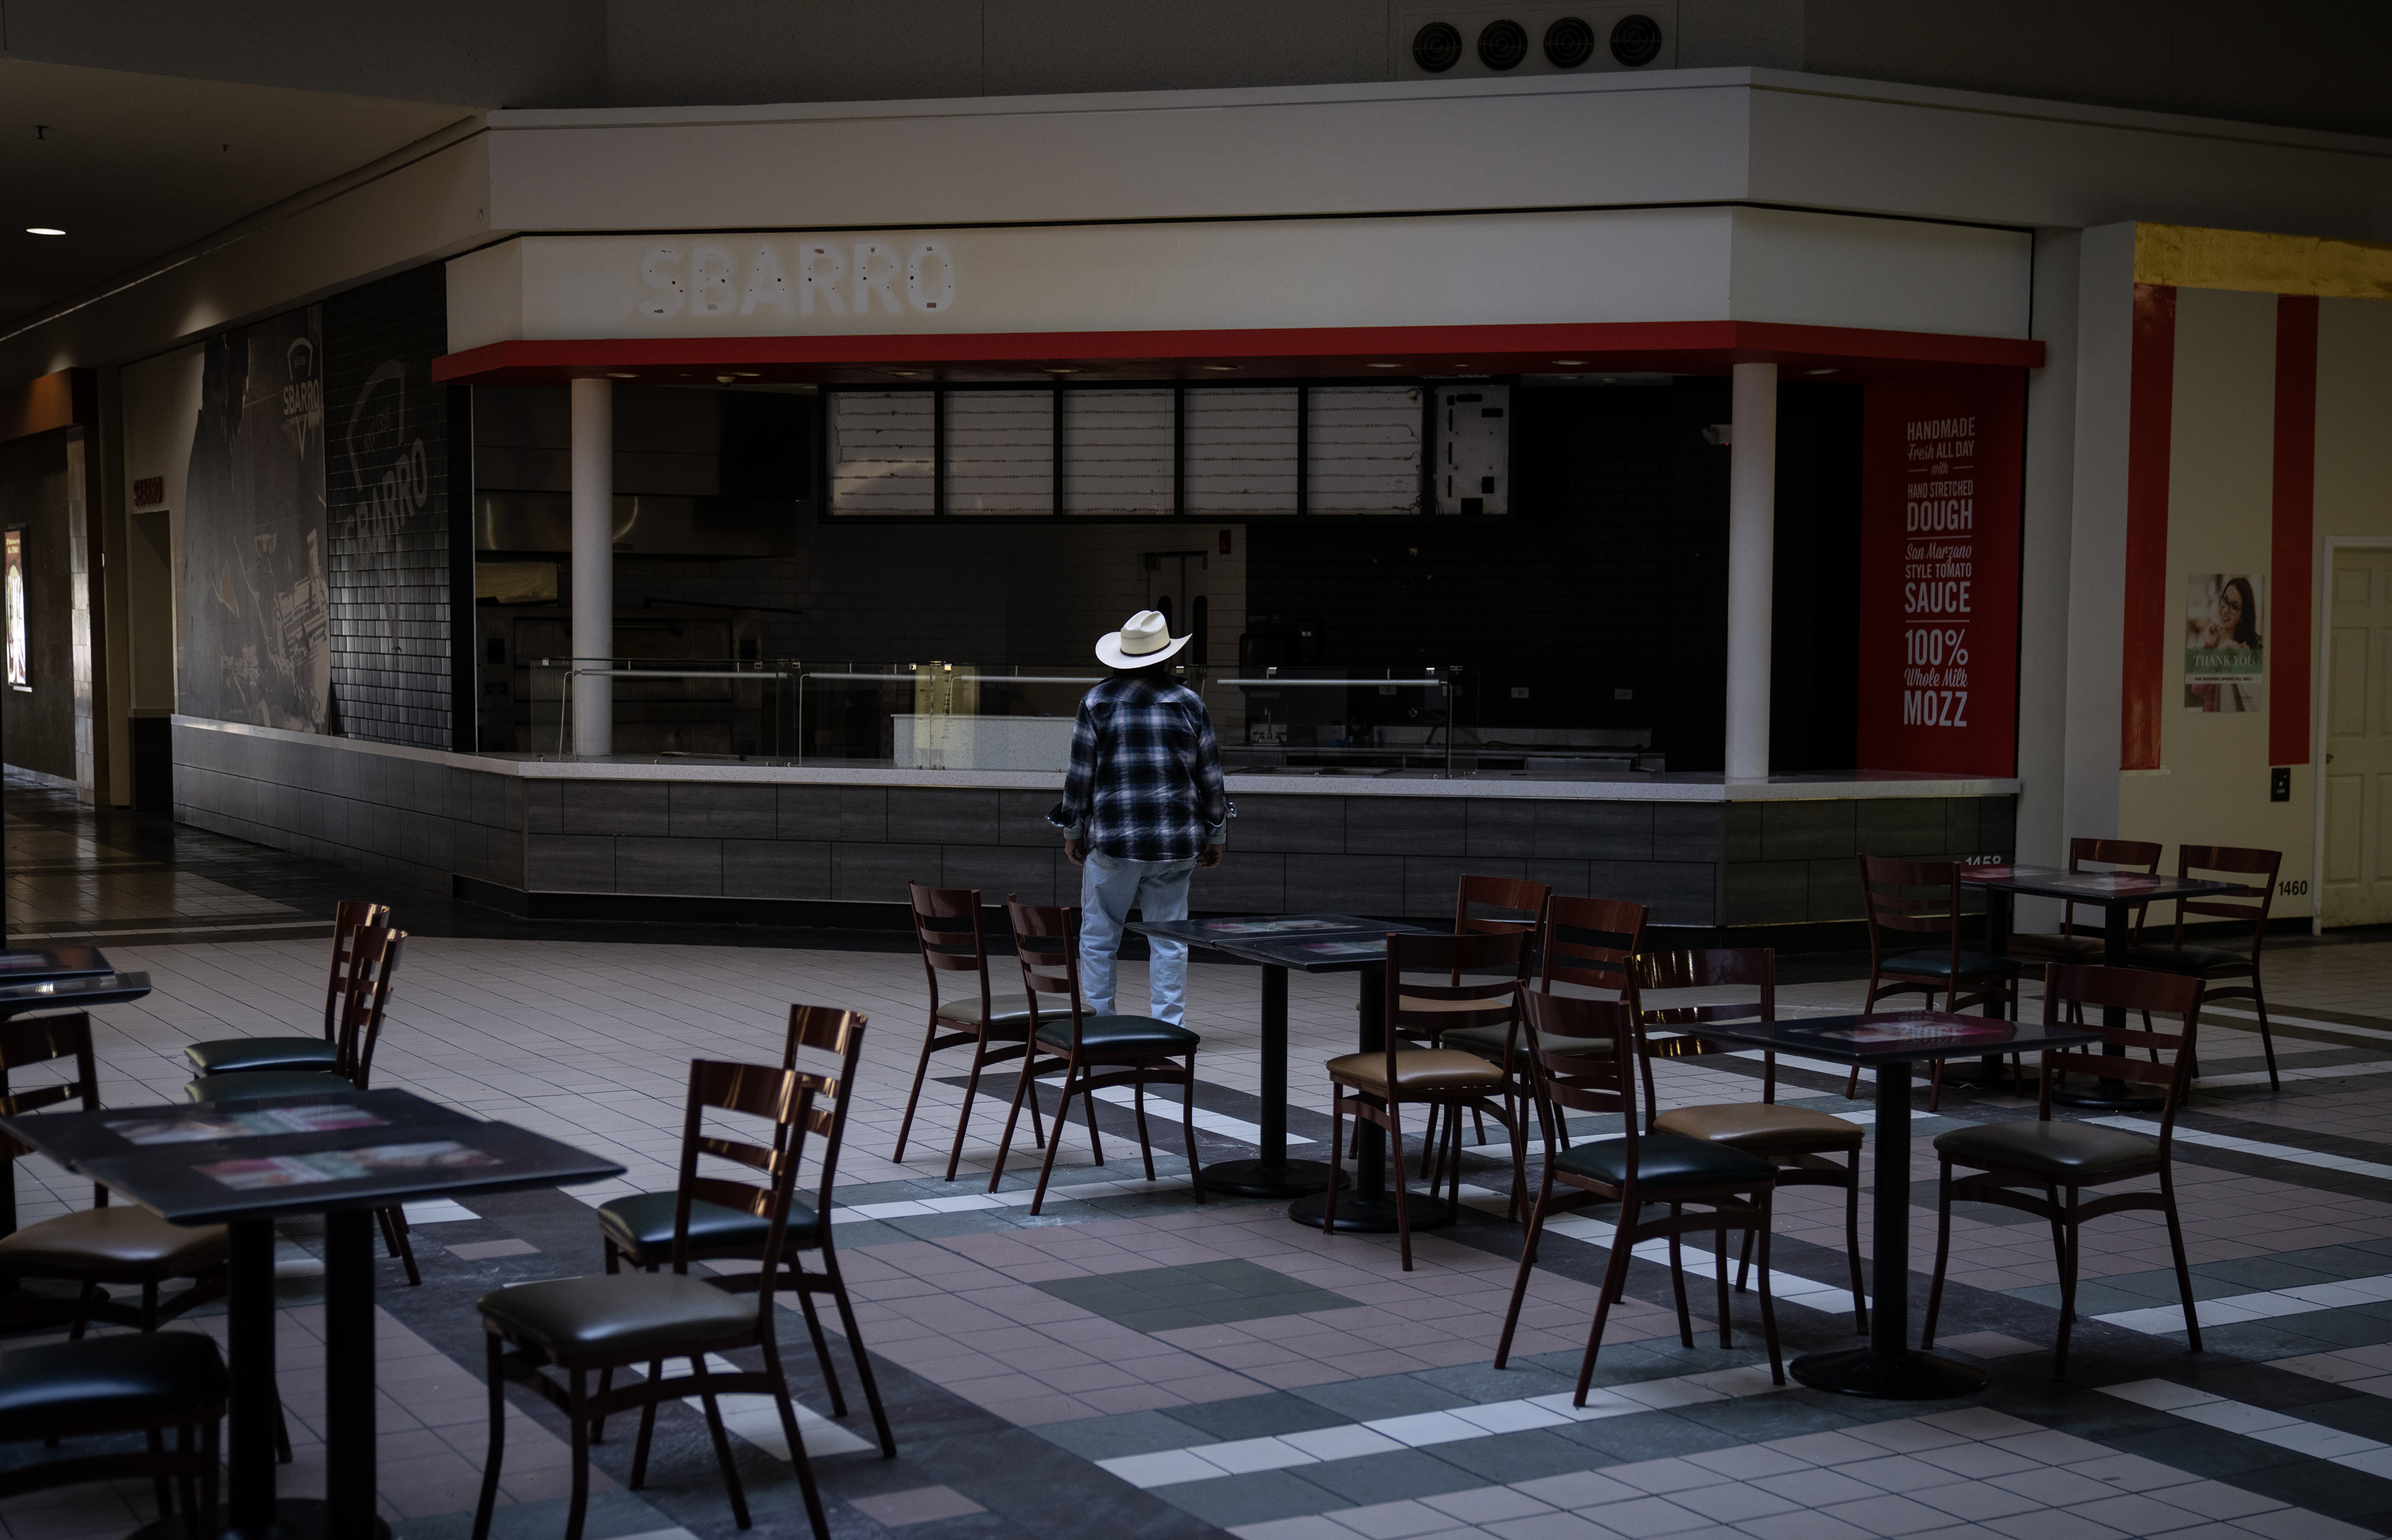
left=1796, top=1015, right=2016, bottom=1048
left=1202, top=918, right=1355, bottom=936
left=1298, top=939, right=1388, bottom=960
left=108, top=1105, right=390, bottom=1146
left=198, top=1139, right=498, bottom=1190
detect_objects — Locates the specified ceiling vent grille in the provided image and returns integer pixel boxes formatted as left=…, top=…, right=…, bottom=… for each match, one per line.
left=1412, top=22, right=1463, bottom=71
left=1609, top=12, right=1662, bottom=65
left=1542, top=16, right=1595, bottom=66
left=1476, top=19, right=1528, bottom=69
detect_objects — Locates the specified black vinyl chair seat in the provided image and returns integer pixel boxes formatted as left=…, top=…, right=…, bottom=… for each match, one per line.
left=477, top=1273, right=756, bottom=1360
left=1884, top=949, right=2021, bottom=979
left=183, top=1037, right=337, bottom=1077
left=1031, top=1014, right=1199, bottom=1053
left=185, top=1069, right=351, bottom=1104
left=2125, top=943, right=2252, bottom=976
left=596, top=1193, right=819, bottom=1258
left=0, top=1208, right=227, bottom=1275
left=1933, top=1120, right=2159, bottom=1181
left=1552, top=1132, right=1778, bottom=1192
left=0, top=1332, right=228, bottom=1438
left=2003, top=933, right=2108, bottom=962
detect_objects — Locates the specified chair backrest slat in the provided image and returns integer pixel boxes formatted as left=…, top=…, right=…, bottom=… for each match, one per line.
left=324, top=900, right=390, bottom=1040
left=1629, top=946, right=1778, bottom=1112
left=335, top=927, right=406, bottom=1089
left=1005, top=899, right=1086, bottom=1046
left=0, top=1013, right=100, bottom=1201
left=1519, top=990, right=1639, bottom=1178
left=911, top=886, right=1000, bottom=1040
left=780, top=1004, right=868, bottom=1212
left=2039, top=964, right=2202, bottom=1136
left=1454, top=875, right=1550, bottom=974
left=1387, top=931, right=1526, bottom=1052
left=2060, top=837, right=2161, bottom=939
left=2169, top=845, right=2280, bottom=931
left=672, top=1059, right=815, bottom=1331
left=1539, top=896, right=1646, bottom=1000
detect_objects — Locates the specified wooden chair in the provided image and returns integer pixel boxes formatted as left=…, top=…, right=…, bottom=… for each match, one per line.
left=182, top=900, right=388, bottom=1077
left=2126, top=845, right=2281, bottom=1091
left=596, top=1004, right=895, bottom=1458
left=471, top=1060, right=831, bottom=1540
left=0, top=1013, right=232, bottom=1335
left=1493, top=989, right=1783, bottom=1399
left=892, top=882, right=1046, bottom=1179
left=186, top=928, right=422, bottom=1286
left=1418, top=873, right=1549, bottom=1162
left=0, top=1331, right=228, bottom=1538
left=1631, top=948, right=1868, bottom=1334
left=988, top=899, right=1205, bottom=1216
left=1442, top=896, right=1643, bottom=1168
left=1921, top=965, right=2205, bottom=1377
left=2002, top=838, right=2161, bottom=967
left=1322, top=931, right=1525, bottom=1270
left=1843, top=857, right=2027, bottom=1110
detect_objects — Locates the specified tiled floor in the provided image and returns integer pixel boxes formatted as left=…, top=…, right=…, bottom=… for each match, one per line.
left=7, top=773, right=2392, bottom=1538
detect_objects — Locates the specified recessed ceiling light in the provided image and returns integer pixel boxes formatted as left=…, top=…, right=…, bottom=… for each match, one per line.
left=881, top=369, right=922, bottom=377
left=716, top=374, right=737, bottom=383
left=605, top=372, right=637, bottom=379
left=731, top=371, right=761, bottom=378
left=25, top=227, right=64, bottom=236
left=1551, top=359, right=1586, bottom=365
left=1805, top=367, right=1839, bottom=375
left=1044, top=368, right=1081, bottom=374
left=1200, top=364, right=1242, bottom=371
left=1366, top=362, right=1403, bottom=369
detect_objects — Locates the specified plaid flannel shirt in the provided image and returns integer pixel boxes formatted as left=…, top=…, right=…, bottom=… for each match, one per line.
left=1047, top=676, right=1231, bottom=862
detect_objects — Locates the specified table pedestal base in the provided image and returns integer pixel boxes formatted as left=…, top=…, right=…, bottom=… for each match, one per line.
left=1287, top=1190, right=1457, bottom=1234
left=1203, top=1157, right=1336, bottom=1198
left=1790, top=1348, right=1989, bottom=1401
left=129, top=1498, right=392, bottom=1540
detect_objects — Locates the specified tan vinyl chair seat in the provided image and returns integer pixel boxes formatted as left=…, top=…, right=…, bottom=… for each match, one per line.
left=1326, top=1050, right=1506, bottom=1096
left=1654, top=1102, right=1864, bottom=1153
left=932, top=994, right=1036, bottom=1029
left=0, top=1208, right=228, bottom=1277
left=1395, top=995, right=1515, bottom=1015
left=1933, top=1120, right=2160, bottom=1181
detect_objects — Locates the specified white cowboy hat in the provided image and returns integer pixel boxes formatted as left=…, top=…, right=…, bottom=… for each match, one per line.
left=1096, top=610, right=1192, bottom=669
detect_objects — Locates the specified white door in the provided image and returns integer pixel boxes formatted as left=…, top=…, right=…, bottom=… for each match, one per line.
left=2321, top=548, right=2392, bottom=926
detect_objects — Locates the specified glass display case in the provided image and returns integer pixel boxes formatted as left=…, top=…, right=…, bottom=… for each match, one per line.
left=511, top=659, right=1661, bottom=780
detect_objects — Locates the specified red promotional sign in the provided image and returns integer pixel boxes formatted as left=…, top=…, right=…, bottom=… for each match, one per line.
left=1856, top=374, right=2024, bottom=775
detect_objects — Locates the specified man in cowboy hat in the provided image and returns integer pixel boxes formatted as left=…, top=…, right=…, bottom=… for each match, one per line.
left=1048, top=610, right=1229, bottom=1025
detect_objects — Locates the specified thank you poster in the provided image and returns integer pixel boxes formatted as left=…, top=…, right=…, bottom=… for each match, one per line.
left=1856, top=375, right=2022, bottom=775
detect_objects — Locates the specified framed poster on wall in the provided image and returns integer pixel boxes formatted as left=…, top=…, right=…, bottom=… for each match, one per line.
left=5, top=527, right=25, bottom=692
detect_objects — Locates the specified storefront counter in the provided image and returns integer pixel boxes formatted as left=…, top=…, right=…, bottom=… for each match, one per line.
left=170, top=716, right=2015, bottom=939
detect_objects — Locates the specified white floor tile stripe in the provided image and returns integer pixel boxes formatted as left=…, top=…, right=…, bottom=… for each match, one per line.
left=832, top=1172, right=1195, bottom=1223
left=2101, top=1378, right=2392, bottom=1477
left=633, top=1353, right=877, bottom=1458
left=1087, top=1082, right=1314, bottom=1144
left=1453, top=1185, right=1869, bottom=1318
left=2094, top=1272, right=2392, bottom=1334
left=2205, top=1004, right=2392, bottom=1044
left=2199, top=1058, right=2392, bottom=1088
left=1096, top=1365, right=1787, bottom=1489
left=2094, top=1115, right=2392, bottom=1182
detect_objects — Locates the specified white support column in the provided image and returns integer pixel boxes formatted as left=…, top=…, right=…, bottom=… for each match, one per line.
left=570, top=378, right=613, bottom=757
left=1725, top=361, right=1778, bottom=780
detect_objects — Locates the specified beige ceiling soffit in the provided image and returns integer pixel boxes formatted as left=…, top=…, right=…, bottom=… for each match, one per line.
left=0, top=113, right=490, bottom=352
left=2134, top=222, right=2392, bottom=301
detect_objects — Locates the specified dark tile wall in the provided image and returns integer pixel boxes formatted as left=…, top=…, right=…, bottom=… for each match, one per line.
left=173, top=722, right=523, bottom=897
left=322, top=265, right=455, bottom=749
left=173, top=720, right=2011, bottom=931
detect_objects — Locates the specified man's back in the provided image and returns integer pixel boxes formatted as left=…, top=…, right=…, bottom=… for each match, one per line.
left=1053, top=674, right=1227, bottom=864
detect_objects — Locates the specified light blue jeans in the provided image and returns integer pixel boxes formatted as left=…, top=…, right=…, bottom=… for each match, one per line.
left=1078, top=851, right=1196, bottom=1023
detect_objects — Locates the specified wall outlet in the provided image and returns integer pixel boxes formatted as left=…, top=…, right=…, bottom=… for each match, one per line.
left=1613, top=688, right=1633, bottom=699
left=1510, top=686, right=1530, bottom=698
left=2271, top=766, right=2291, bottom=802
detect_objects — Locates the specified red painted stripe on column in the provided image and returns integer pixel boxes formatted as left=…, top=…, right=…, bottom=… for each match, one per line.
left=2121, top=285, right=2177, bottom=771
left=2269, top=294, right=2320, bottom=767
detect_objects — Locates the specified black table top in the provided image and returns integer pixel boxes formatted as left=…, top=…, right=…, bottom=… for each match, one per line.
left=1958, top=864, right=2253, bottom=905
left=1677, top=1010, right=2106, bottom=1067
left=1, top=1087, right=625, bottom=1225
left=0, top=945, right=115, bottom=982
left=0, top=968, right=152, bottom=1018
left=1130, top=913, right=1436, bottom=971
